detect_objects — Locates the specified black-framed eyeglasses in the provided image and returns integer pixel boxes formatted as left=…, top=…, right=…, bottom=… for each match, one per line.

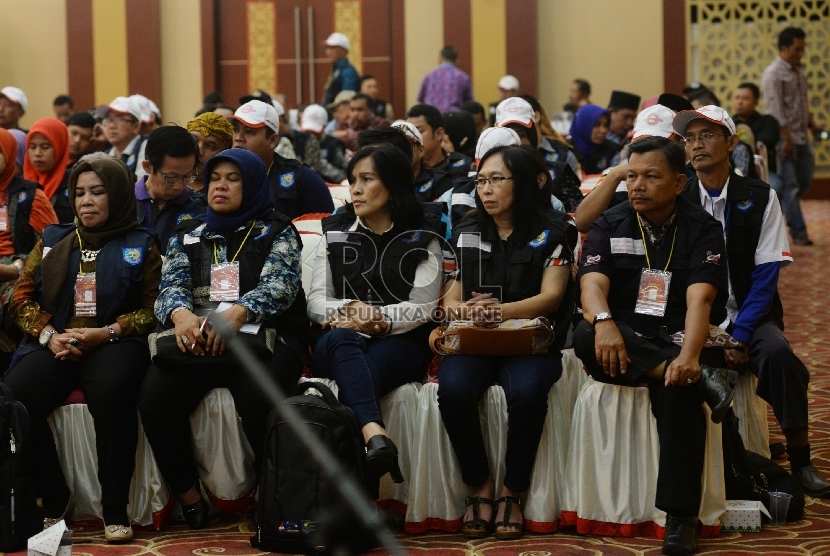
left=475, top=176, right=514, bottom=189
left=102, top=115, right=138, bottom=126
left=159, top=171, right=198, bottom=186
left=680, top=132, right=729, bottom=146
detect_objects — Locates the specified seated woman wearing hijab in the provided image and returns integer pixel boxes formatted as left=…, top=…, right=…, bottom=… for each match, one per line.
left=307, top=144, right=442, bottom=492
left=567, top=104, right=621, bottom=175
left=438, top=146, right=577, bottom=540
left=25, top=117, right=74, bottom=223
left=138, top=148, right=308, bottom=529
left=5, top=157, right=162, bottom=542
left=186, top=112, right=233, bottom=190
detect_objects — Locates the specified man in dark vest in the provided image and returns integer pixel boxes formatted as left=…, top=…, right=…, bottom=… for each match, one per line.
left=575, top=136, right=732, bottom=556
left=230, top=100, right=334, bottom=220
left=136, top=125, right=206, bottom=250
left=673, top=106, right=830, bottom=498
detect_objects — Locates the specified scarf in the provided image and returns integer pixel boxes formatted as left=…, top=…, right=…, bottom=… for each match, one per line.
left=42, top=158, right=139, bottom=311
left=186, top=112, right=234, bottom=149
left=202, top=148, right=274, bottom=235
left=0, top=129, right=17, bottom=195
left=569, top=104, right=609, bottom=157
left=24, top=118, right=70, bottom=200
left=7, top=129, right=26, bottom=174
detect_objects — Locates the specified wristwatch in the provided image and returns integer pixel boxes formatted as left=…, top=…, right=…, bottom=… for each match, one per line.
left=593, top=312, right=613, bottom=326
left=39, top=328, right=57, bottom=347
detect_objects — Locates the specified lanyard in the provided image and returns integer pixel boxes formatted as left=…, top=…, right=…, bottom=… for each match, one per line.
left=75, top=229, right=87, bottom=275
left=636, top=213, right=677, bottom=272
left=213, top=220, right=257, bottom=266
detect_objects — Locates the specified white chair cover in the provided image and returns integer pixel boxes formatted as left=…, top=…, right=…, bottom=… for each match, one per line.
left=296, top=224, right=324, bottom=295
left=561, top=378, right=726, bottom=538
left=732, top=372, right=771, bottom=458
left=328, top=185, right=351, bottom=208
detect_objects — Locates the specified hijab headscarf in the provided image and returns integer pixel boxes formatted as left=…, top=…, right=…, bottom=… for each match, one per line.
left=42, top=158, right=138, bottom=310
left=8, top=129, right=26, bottom=173
left=202, top=148, right=274, bottom=235
left=24, top=118, right=70, bottom=199
left=0, top=129, right=17, bottom=193
left=569, top=104, right=610, bottom=157
left=186, top=112, right=233, bottom=148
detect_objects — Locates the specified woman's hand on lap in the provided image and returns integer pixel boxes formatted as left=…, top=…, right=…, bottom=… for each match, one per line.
left=172, top=308, right=205, bottom=355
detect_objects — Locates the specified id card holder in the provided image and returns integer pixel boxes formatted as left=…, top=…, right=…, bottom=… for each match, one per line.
left=634, top=269, right=672, bottom=317
left=74, top=273, right=97, bottom=317
left=0, top=206, right=8, bottom=232
left=210, top=262, right=240, bottom=301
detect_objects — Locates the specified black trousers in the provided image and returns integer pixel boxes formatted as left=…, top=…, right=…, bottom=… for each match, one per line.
left=138, top=342, right=302, bottom=494
left=4, top=341, right=149, bottom=507
left=573, top=320, right=713, bottom=518
left=749, top=322, right=810, bottom=432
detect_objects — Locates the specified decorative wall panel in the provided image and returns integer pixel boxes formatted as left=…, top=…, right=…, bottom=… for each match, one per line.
left=248, top=1, right=277, bottom=94
left=335, top=0, right=362, bottom=75
left=686, top=1, right=830, bottom=176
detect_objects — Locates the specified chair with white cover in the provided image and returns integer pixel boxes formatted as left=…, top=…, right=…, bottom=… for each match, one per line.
left=731, top=372, right=771, bottom=458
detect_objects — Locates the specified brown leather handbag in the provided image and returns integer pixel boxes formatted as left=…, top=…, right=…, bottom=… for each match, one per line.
left=429, top=318, right=554, bottom=356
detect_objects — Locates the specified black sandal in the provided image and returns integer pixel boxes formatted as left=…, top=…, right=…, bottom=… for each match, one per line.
left=494, top=496, right=523, bottom=540
left=461, top=496, right=494, bottom=538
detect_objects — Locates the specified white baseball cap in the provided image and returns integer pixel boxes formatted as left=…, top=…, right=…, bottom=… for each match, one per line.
left=272, top=100, right=285, bottom=117
left=392, top=120, right=423, bottom=145
left=301, top=104, right=329, bottom=133
left=230, top=100, right=280, bottom=133
left=475, top=127, right=521, bottom=166
left=0, top=87, right=27, bottom=110
left=632, top=104, right=677, bottom=140
left=108, top=96, right=141, bottom=121
left=129, top=94, right=153, bottom=124
left=672, top=105, right=737, bottom=136
left=497, top=75, right=520, bottom=92
left=495, top=97, right=535, bottom=128
left=325, top=32, right=350, bottom=51
left=148, top=99, right=161, bottom=120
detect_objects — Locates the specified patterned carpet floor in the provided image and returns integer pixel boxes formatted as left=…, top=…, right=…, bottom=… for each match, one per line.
left=34, top=200, right=830, bottom=555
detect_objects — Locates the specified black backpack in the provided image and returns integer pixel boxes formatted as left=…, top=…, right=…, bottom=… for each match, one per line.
left=721, top=408, right=805, bottom=522
left=252, top=381, right=372, bottom=554
left=0, top=381, right=40, bottom=550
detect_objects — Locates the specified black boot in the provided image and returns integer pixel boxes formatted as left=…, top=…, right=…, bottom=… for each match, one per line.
left=698, top=365, right=733, bottom=424
left=662, top=515, right=699, bottom=555
left=365, top=435, right=404, bottom=483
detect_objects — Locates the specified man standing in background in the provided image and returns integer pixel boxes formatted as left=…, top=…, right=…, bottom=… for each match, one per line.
left=417, top=46, right=473, bottom=113
left=322, top=32, right=360, bottom=108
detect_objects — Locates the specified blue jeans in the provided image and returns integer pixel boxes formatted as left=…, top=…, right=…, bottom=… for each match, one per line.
left=437, top=352, right=562, bottom=492
left=778, top=143, right=815, bottom=239
left=312, top=328, right=430, bottom=428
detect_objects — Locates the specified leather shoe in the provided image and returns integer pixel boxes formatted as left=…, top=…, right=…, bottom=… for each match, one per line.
left=365, top=435, right=404, bottom=483
left=181, top=497, right=210, bottom=529
left=794, top=465, right=830, bottom=498
left=662, top=515, right=698, bottom=556
left=698, top=365, right=733, bottom=424
left=769, top=442, right=786, bottom=460
left=104, top=524, right=133, bottom=543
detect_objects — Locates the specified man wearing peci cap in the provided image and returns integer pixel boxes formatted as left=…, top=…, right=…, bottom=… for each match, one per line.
left=295, top=104, right=346, bottom=183
left=607, top=90, right=642, bottom=145
left=322, top=33, right=360, bottom=108
left=674, top=105, right=830, bottom=498
left=488, top=75, right=520, bottom=127
left=417, top=46, right=473, bottom=113
left=230, top=100, right=333, bottom=219
left=104, top=96, right=148, bottom=178
left=0, top=87, right=28, bottom=131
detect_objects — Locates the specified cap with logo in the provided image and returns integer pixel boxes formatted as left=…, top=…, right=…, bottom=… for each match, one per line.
left=326, top=90, right=356, bottom=110
left=632, top=105, right=677, bottom=140
left=391, top=120, right=423, bottom=145
left=495, top=97, right=535, bottom=128
left=672, top=105, right=736, bottom=136
left=230, top=100, right=280, bottom=134
left=497, top=75, right=520, bottom=92
left=475, top=127, right=521, bottom=166
left=608, top=90, right=641, bottom=111
left=325, top=32, right=350, bottom=51
left=108, top=96, right=141, bottom=121
left=0, top=87, right=28, bottom=110
left=301, top=104, right=329, bottom=133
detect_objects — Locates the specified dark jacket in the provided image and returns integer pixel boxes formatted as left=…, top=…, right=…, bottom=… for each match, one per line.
left=267, top=154, right=335, bottom=220
left=5, top=176, right=39, bottom=255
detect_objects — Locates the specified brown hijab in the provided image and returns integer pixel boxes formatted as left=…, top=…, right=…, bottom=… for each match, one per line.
left=42, top=157, right=139, bottom=310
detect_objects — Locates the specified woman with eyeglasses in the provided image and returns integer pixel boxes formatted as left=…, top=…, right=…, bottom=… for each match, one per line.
left=307, top=144, right=442, bottom=495
left=6, top=158, right=162, bottom=542
left=568, top=104, right=622, bottom=175
left=438, top=146, right=577, bottom=540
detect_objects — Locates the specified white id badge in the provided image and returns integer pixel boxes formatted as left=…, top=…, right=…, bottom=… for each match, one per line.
left=210, top=262, right=241, bottom=301
left=74, top=273, right=97, bottom=317
left=0, top=206, right=8, bottom=232
left=634, top=269, right=672, bottom=317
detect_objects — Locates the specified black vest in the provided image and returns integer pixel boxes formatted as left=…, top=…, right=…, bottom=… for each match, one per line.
left=176, top=212, right=310, bottom=353
left=319, top=135, right=345, bottom=165
left=137, top=190, right=207, bottom=251
left=5, top=176, right=38, bottom=255
left=452, top=213, right=577, bottom=351
left=267, top=154, right=313, bottom=220
left=51, top=170, right=75, bottom=224
left=414, top=167, right=453, bottom=203
left=682, top=172, right=784, bottom=329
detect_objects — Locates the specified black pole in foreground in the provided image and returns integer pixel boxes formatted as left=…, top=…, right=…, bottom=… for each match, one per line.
left=209, top=312, right=407, bottom=556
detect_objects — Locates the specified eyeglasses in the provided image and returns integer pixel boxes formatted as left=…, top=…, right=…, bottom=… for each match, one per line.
left=475, top=176, right=514, bottom=189
left=159, top=171, right=198, bottom=186
left=102, top=116, right=138, bottom=126
left=681, top=132, right=728, bottom=146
